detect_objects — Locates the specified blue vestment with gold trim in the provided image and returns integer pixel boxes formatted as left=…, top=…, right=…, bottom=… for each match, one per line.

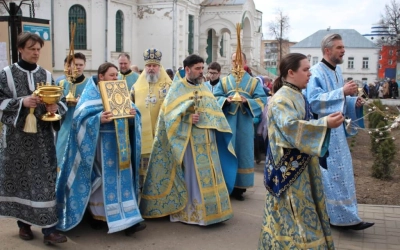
left=214, top=72, right=267, bottom=189
left=258, top=85, right=334, bottom=249
left=118, top=71, right=139, bottom=90
left=55, top=77, right=143, bottom=233
left=139, top=71, right=237, bottom=225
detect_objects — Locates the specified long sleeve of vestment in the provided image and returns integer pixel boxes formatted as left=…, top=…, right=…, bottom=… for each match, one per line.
left=269, top=94, right=329, bottom=158
left=0, top=70, right=52, bottom=128
left=306, top=72, right=347, bottom=117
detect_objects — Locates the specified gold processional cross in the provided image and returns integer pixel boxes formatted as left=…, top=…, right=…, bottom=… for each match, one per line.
left=189, top=90, right=202, bottom=114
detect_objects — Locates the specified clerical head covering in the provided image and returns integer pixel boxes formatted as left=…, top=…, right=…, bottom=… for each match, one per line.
left=143, top=48, right=162, bottom=66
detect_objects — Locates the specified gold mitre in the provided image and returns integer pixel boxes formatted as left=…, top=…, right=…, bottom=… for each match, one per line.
left=143, top=48, right=162, bottom=66
left=232, top=23, right=246, bottom=84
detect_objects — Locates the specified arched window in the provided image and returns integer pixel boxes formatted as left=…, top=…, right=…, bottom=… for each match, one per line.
left=116, top=10, right=124, bottom=52
left=69, top=5, right=87, bottom=50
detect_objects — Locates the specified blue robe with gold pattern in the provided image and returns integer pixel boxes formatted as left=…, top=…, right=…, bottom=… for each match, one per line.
left=214, top=72, right=267, bottom=189
left=118, top=71, right=139, bottom=91
left=139, top=71, right=237, bottom=225
left=258, top=85, right=334, bottom=250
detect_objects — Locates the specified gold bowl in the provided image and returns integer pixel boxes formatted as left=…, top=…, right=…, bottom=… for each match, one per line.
left=35, top=85, right=63, bottom=121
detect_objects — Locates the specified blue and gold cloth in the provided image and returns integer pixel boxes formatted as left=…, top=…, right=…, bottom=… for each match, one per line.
left=118, top=71, right=139, bottom=90
left=214, top=72, right=266, bottom=189
left=55, top=77, right=143, bottom=233
left=139, top=71, right=237, bottom=224
left=258, top=85, right=334, bottom=249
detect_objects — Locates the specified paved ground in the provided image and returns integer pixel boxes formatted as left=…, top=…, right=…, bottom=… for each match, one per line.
left=0, top=164, right=399, bottom=250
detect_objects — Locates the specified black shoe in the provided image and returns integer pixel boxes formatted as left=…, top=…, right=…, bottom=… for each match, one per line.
left=89, top=218, right=106, bottom=230
left=231, top=188, right=246, bottom=201
left=19, top=227, right=33, bottom=240
left=124, top=223, right=147, bottom=236
left=43, top=232, right=67, bottom=245
left=349, top=222, right=374, bottom=230
left=235, top=194, right=245, bottom=201
left=330, top=222, right=374, bottom=231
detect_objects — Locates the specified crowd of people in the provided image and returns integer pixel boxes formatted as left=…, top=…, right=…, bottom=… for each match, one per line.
left=0, top=31, right=376, bottom=249
left=366, top=79, right=399, bottom=99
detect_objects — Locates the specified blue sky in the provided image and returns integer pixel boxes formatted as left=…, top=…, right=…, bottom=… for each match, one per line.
left=253, top=0, right=394, bottom=42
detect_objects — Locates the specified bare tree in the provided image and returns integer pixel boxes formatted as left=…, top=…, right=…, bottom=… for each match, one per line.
left=381, top=0, right=400, bottom=36
left=268, top=10, right=290, bottom=67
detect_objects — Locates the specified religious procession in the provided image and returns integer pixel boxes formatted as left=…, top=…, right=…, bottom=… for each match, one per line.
left=0, top=22, right=379, bottom=249
left=4, top=0, right=396, bottom=248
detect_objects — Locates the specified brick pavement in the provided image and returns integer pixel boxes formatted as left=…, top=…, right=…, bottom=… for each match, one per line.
left=332, top=204, right=400, bottom=250
left=251, top=169, right=400, bottom=250
left=0, top=169, right=399, bottom=249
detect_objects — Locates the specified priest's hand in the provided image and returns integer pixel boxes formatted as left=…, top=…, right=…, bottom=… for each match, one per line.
left=192, top=113, right=200, bottom=124
left=343, top=80, right=358, bottom=96
left=355, top=97, right=363, bottom=107
left=101, top=111, right=113, bottom=124
left=226, top=96, right=233, bottom=103
left=45, top=103, right=58, bottom=113
left=326, top=112, right=344, bottom=128
left=23, top=96, right=41, bottom=108
left=129, top=108, right=136, bottom=116
left=241, top=96, right=248, bottom=103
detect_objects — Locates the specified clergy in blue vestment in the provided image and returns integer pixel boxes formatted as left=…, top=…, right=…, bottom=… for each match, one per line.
left=258, top=53, right=342, bottom=250
left=204, top=61, right=222, bottom=93
left=56, top=62, right=145, bottom=234
left=139, top=54, right=237, bottom=226
left=305, top=33, right=374, bottom=230
left=118, top=53, right=139, bottom=90
left=214, top=51, right=267, bottom=201
left=56, top=52, right=89, bottom=171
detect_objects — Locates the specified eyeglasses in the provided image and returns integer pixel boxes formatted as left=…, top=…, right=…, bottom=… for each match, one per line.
left=208, top=72, right=219, bottom=75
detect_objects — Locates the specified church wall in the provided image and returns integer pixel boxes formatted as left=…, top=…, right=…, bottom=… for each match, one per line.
left=135, top=2, right=174, bottom=70
left=51, top=0, right=104, bottom=75
left=52, top=0, right=140, bottom=76
left=13, top=0, right=261, bottom=77
left=134, top=1, right=200, bottom=70
left=175, top=2, right=201, bottom=68
left=199, top=1, right=262, bottom=76
left=108, top=1, right=138, bottom=67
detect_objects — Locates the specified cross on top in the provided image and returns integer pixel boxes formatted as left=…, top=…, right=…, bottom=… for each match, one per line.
left=189, top=90, right=202, bottom=114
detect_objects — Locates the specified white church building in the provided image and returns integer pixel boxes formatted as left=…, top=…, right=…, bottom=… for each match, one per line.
left=13, top=0, right=263, bottom=76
